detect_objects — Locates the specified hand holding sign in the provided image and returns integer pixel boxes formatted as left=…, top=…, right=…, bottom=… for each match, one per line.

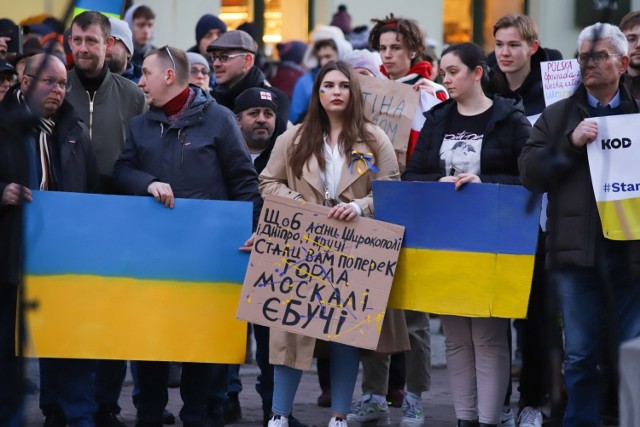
left=571, top=119, right=599, bottom=147
left=238, top=194, right=404, bottom=349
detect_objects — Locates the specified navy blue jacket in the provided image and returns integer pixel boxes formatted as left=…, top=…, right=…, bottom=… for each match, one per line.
left=113, top=86, right=262, bottom=227
left=403, top=96, right=531, bottom=184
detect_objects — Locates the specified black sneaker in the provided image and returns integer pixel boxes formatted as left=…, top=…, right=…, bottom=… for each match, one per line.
left=95, top=408, right=126, bottom=427
left=317, top=390, right=331, bottom=408
left=207, top=399, right=225, bottom=427
left=224, top=392, right=242, bottom=423
left=42, top=412, right=66, bottom=427
left=262, top=400, right=272, bottom=427
left=289, top=414, right=309, bottom=427
left=162, top=409, right=176, bottom=425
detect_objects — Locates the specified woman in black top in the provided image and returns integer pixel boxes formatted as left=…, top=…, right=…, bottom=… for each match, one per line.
left=403, top=42, right=531, bottom=427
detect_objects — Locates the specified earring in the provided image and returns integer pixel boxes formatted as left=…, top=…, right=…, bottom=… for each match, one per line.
left=410, top=52, right=416, bottom=59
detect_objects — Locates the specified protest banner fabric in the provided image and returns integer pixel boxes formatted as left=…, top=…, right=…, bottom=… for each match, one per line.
left=373, top=181, right=540, bottom=318
left=74, top=0, right=123, bottom=17
left=586, top=113, right=640, bottom=240
left=541, top=59, right=582, bottom=106
left=237, top=194, right=404, bottom=350
left=23, top=191, right=251, bottom=363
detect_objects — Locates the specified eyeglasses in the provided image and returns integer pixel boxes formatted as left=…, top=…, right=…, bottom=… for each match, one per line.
left=26, top=74, right=70, bottom=92
left=577, top=51, right=621, bottom=65
left=163, top=45, right=176, bottom=71
left=210, top=52, right=247, bottom=63
left=190, top=67, right=209, bottom=77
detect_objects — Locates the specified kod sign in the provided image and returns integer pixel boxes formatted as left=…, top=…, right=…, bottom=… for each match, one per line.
left=601, top=138, right=632, bottom=149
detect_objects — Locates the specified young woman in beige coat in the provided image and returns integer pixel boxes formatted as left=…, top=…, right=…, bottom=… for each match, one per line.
left=260, top=60, right=401, bottom=427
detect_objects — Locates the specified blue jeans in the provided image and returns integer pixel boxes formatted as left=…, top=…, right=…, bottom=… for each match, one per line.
left=39, top=358, right=97, bottom=427
left=137, top=361, right=212, bottom=424
left=227, top=364, right=242, bottom=394
left=272, top=342, right=359, bottom=416
left=555, top=239, right=640, bottom=427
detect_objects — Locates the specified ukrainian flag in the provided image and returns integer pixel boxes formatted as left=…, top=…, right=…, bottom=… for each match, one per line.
left=23, top=191, right=251, bottom=363
left=373, top=181, right=540, bottom=318
left=74, top=0, right=123, bottom=18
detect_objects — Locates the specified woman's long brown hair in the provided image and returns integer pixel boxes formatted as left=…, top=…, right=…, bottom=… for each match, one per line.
left=289, top=60, right=375, bottom=179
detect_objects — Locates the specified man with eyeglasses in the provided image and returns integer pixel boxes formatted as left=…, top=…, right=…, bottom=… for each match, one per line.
left=519, top=22, right=640, bottom=427
left=620, top=11, right=640, bottom=99
left=207, top=30, right=289, bottom=140
left=65, top=11, right=146, bottom=427
left=113, top=45, right=262, bottom=427
left=0, top=52, right=99, bottom=427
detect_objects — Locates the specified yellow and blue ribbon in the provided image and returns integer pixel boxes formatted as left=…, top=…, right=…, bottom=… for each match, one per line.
left=350, top=150, right=379, bottom=175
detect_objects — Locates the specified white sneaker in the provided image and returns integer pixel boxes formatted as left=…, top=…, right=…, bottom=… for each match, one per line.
left=347, top=394, right=390, bottom=426
left=499, top=406, right=516, bottom=427
left=399, top=393, right=424, bottom=427
left=268, top=414, right=289, bottom=427
left=328, top=417, right=348, bottom=427
left=517, top=407, right=543, bottom=427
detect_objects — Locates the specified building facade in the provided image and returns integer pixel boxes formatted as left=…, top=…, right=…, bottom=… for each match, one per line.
left=5, top=0, right=640, bottom=60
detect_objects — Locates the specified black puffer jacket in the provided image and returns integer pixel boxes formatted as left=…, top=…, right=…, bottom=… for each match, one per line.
left=518, top=83, right=640, bottom=268
left=403, top=95, right=531, bottom=184
left=211, top=66, right=290, bottom=140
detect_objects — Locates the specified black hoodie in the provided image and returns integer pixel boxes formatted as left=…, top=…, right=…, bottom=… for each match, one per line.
left=491, top=47, right=563, bottom=116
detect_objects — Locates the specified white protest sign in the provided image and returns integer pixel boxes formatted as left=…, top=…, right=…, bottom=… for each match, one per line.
left=541, top=59, right=581, bottom=106
left=586, top=113, right=640, bottom=240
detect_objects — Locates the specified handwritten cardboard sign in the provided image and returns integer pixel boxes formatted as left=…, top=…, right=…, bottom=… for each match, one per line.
left=237, top=194, right=405, bottom=350
left=357, top=74, right=420, bottom=157
left=541, top=59, right=582, bottom=106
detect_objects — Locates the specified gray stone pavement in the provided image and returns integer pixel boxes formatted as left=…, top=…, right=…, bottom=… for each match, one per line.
left=21, top=317, right=521, bottom=426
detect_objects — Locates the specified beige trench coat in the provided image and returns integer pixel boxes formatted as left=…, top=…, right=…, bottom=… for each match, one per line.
left=259, top=123, right=411, bottom=371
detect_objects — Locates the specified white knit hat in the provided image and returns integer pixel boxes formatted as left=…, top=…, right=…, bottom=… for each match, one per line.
left=302, top=25, right=353, bottom=69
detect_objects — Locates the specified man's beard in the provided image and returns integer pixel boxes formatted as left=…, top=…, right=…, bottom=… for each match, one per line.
left=246, top=134, right=271, bottom=152
left=107, top=56, right=127, bottom=74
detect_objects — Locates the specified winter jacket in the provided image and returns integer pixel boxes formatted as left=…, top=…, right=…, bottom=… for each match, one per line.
left=288, top=69, right=318, bottom=124
left=66, top=68, right=146, bottom=192
left=0, top=87, right=98, bottom=285
left=113, top=87, right=262, bottom=226
left=519, top=83, right=640, bottom=269
left=492, top=46, right=561, bottom=116
left=403, top=96, right=531, bottom=184
left=270, top=62, right=305, bottom=99
left=211, top=66, right=290, bottom=140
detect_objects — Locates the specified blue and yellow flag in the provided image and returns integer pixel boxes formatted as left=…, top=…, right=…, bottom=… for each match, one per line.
left=23, top=191, right=251, bottom=363
left=373, top=181, right=540, bottom=318
left=74, top=0, right=123, bottom=18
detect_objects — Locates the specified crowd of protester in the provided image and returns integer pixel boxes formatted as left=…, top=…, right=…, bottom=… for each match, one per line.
left=2, top=3, right=640, bottom=427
